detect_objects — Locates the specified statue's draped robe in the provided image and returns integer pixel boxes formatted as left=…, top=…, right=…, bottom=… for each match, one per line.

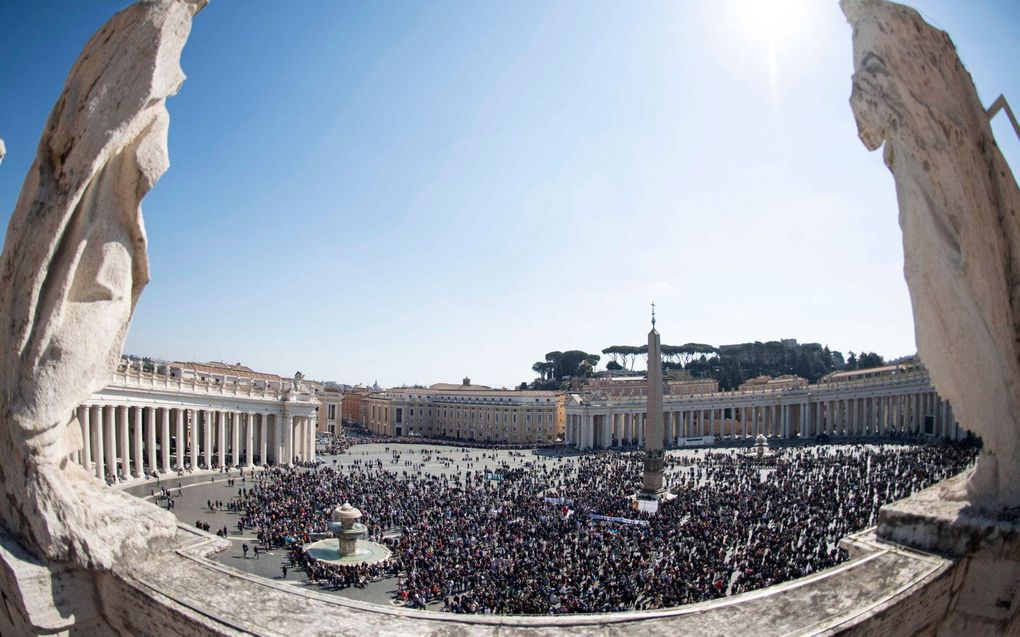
left=843, top=0, right=1020, bottom=508
left=0, top=0, right=202, bottom=568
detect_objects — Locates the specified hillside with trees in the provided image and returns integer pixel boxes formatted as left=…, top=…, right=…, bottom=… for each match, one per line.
left=526, top=340, right=889, bottom=391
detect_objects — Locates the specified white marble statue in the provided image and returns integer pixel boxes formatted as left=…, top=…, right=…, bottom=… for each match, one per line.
left=843, top=0, right=1020, bottom=510
left=0, top=0, right=206, bottom=569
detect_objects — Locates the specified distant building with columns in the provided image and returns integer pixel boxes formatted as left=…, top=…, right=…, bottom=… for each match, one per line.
left=69, top=359, right=319, bottom=482
left=738, top=374, right=808, bottom=391
left=566, top=361, right=964, bottom=449
left=360, top=379, right=565, bottom=444
left=575, top=370, right=719, bottom=399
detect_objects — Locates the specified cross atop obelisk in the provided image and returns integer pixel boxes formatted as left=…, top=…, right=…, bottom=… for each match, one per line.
left=651, top=301, right=656, bottom=328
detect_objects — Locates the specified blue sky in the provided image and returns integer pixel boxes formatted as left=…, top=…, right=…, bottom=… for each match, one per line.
left=1, top=1, right=1017, bottom=388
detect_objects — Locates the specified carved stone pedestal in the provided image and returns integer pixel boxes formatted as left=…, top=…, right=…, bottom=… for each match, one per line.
left=877, top=473, right=1020, bottom=636
left=0, top=526, right=106, bottom=635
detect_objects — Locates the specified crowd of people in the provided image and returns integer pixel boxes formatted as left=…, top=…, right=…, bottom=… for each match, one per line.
left=236, top=440, right=976, bottom=615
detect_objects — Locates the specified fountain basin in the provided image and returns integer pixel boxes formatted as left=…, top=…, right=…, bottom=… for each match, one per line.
left=304, top=538, right=391, bottom=565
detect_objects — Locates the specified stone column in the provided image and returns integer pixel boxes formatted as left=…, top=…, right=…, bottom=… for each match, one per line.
left=306, top=415, right=314, bottom=458
left=105, top=406, right=117, bottom=480
left=160, top=407, right=171, bottom=473
left=189, top=410, right=199, bottom=470
left=93, top=406, right=105, bottom=480
left=203, top=410, right=213, bottom=469
left=260, top=414, right=269, bottom=464
left=284, top=415, right=294, bottom=465
left=118, top=405, right=130, bottom=479
left=246, top=413, right=255, bottom=467
left=175, top=409, right=185, bottom=470
left=78, top=406, right=92, bottom=472
left=131, top=406, right=144, bottom=478
left=231, top=411, right=241, bottom=466
left=216, top=410, right=226, bottom=468
left=146, top=406, right=157, bottom=476
left=307, top=417, right=313, bottom=459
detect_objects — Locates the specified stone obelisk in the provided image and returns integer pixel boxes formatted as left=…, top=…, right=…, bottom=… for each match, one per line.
left=641, top=304, right=666, bottom=497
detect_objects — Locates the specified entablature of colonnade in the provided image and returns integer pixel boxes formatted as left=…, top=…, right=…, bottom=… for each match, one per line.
left=83, top=386, right=288, bottom=416
left=84, top=367, right=321, bottom=417
left=567, top=371, right=937, bottom=415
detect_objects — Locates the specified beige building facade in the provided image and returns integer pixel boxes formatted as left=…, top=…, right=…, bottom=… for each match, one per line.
left=359, top=381, right=565, bottom=444
left=316, top=388, right=343, bottom=434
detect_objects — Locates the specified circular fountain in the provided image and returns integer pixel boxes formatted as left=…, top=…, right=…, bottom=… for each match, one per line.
left=303, top=502, right=391, bottom=565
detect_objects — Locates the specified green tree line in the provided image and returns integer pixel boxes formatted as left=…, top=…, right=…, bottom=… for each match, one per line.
left=525, top=341, right=887, bottom=391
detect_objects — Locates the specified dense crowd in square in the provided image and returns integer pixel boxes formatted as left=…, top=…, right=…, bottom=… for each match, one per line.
left=235, top=438, right=977, bottom=615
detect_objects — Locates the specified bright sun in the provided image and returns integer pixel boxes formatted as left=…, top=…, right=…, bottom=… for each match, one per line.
left=732, top=0, right=813, bottom=44
left=724, top=0, right=818, bottom=105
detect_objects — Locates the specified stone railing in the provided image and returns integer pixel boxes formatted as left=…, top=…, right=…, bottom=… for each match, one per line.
left=108, top=367, right=295, bottom=402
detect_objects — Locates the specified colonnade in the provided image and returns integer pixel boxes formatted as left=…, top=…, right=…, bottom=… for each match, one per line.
left=566, top=389, right=961, bottom=450
left=70, top=404, right=316, bottom=482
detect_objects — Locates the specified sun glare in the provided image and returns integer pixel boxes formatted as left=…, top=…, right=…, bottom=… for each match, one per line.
left=733, top=0, right=812, bottom=44
left=725, top=0, right=816, bottom=106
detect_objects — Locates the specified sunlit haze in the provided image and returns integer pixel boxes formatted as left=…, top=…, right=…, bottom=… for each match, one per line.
left=1, top=1, right=1017, bottom=388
